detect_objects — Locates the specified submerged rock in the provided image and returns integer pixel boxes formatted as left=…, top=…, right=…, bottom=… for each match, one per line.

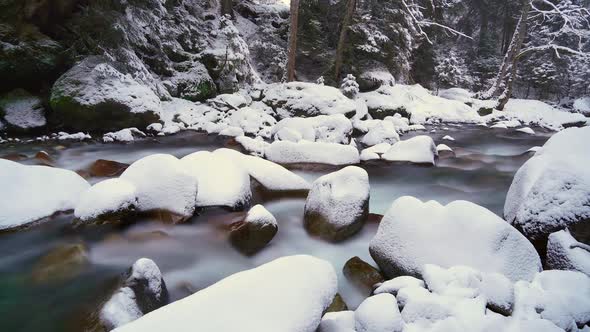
left=343, top=256, right=385, bottom=294
left=370, top=196, right=541, bottom=282
left=304, top=166, right=369, bottom=242
left=50, top=56, right=160, bottom=131
left=229, top=204, right=278, bottom=255
left=89, top=159, right=130, bottom=177
left=100, top=258, right=169, bottom=331
left=31, top=243, right=88, bottom=283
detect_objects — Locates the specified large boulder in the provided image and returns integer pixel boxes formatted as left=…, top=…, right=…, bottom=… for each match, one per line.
left=229, top=204, right=278, bottom=255
left=165, top=62, right=216, bottom=102
left=261, top=82, right=358, bottom=119
left=50, top=56, right=161, bottom=131
left=382, top=136, right=437, bottom=165
left=0, top=159, right=90, bottom=231
left=265, top=140, right=360, bottom=166
left=100, top=258, right=169, bottom=331
left=271, top=114, right=353, bottom=144
left=304, top=166, right=369, bottom=242
left=504, top=127, right=590, bottom=250
left=354, top=294, right=403, bottom=332
left=112, top=255, right=337, bottom=332
left=74, top=178, right=138, bottom=225
left=370, top=196, right=542, bottom=282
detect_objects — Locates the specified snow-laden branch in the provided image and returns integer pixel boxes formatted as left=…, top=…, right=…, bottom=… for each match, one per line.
left=418, top=21, right=474, bottom=40
left=401, top=0, right=472, bottom=44
left=518, top=44, right=590, bottom=59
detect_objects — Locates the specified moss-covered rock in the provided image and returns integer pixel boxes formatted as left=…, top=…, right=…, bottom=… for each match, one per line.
left=49, top=56, right=161, bottom=131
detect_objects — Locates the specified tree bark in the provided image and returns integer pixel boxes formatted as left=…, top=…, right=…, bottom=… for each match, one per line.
left=221, top=0, right=234, bottom=19
left=334, top=0, right=357, bottom=81
left=495, top=0, right=531, bottom=110
left=286, top=0, right=300, bottom=82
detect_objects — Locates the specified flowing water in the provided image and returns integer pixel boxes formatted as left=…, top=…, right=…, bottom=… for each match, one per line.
left=0, top=125, right=552, bottom=332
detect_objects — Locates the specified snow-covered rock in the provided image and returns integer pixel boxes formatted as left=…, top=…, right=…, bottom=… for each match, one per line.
left=74, top=178, right=137, bottom=224
left=547, top=230, right=590, bottom=276
left=360, top=84, right=481, bottom=124
left=221, top=107, right=276, bottom=137
left=360, top=120, right=400, bottom=146
left=304, top=166, right=370, bottom=242
left=319, top=311, right=356, bottom=332
left=504, top=127, right=590, bottom=243
left=573, top=97, right=590, bottom=116
left=120, top=154, right=198, bottom=218
left=103, top=128, right=146, bottom=143
left=50, top=56, right=160, bottom=131
left=0, top=89, right=46, bottom=130
left=113, top=255, right=337, bottom=332
left=271, top=114, right=353, bottom=144
left=382, top=136, right=437, bottom=165
left=486, top=99, right=588, bottom=131
left=218, top=126, right=245, bottom=137
left=438, top=88, right=473, bottom=104
left=516, top=127, right=535, bottom=135
left=181, top=150, right=251, bottom=210
left=354, top=294, right=403, bottom=332
left=229, top=204, right=278, bottom=255
left=215, top=148, right=310, bottom=192
left=436, top=144, right=454, bottom=158
left=360, top=143, right=392, bottom=161
left=442, top=135, right=455, bottom=141
left=100, top=258, right=169, bottom=331
left=374, top=276, right=425, bottom=296
left=262, top=82, right=358, bottom=119
left=56, top=131, right=91, bottom=141
left=370, top=196, right=542, bottom=282
left=513, top=270, right=590, bottom=330
left=0, top=159, right=90, bottom=231
left=265, top=140, right=360, bottom=165
left=235, top=136, right=269, bottom=157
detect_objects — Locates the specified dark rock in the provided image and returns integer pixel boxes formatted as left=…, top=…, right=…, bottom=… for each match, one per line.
left=343, top=256, right=385, bottom=294
left=34, top=150, right=54, bottom=166
left=325, top=293, right=348, bottom=313
left=229, top=204, right=278, bottom=255
left=1, top=153, right=28, bottom=161
left=31, top=243, right=88, bottom=283
left=477, top=107, right=494, bottom=116
left=88, top=159, right=130, bottom=177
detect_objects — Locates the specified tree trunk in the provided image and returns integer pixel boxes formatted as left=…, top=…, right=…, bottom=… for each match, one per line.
left=334, top=0, right=357, bottom=81
left=221, top=0, right=233, bottom=19
left=495, top=0, right=531, bottom=110
left=286, top=0, right=300, bottom=82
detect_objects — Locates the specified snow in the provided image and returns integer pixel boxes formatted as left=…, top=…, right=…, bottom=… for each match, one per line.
left=235, top=136, right=269, bottom=157
left=436, top=144, right=453, bottom=153
left=103, top=128, right=146, bottom=143
left=504, top=126, right=590, bottom=241
left=271, top=114, right=353, bottom=144
left=370, top=196, right=542, bottom=282
left=360, top=143, right=392, bottom=161
left=374, top=276, right=425, bottom=296
left=146, top=123, right=163, bottom=133
left=547, top=230, right=590, bottom=276
left=180, top=150, right=251, bottom=209
left=513, top=270, right=590, bottom=330
left=382, top=136, right=437, bottom=165
left=360, top=85, right=481, bottom=124
left=438, top=88, right=473, bottom=104
left=214, top=148, right=310, bottom=191
left=265, top=140, right=360, bottom=165
left=56, top=132, right=91, bottom=141
left=120, top=154, right=198, bottom=216
left=74, top=178, right=137, bottom=222
left=304, top=166, right=369, bottom=240
left=1, top=95, right=46, bottom=129
left=516, top=127, right=535, bottom=135
left=218, top=126, right=245, bottom=137
left=319, top=311, right=356, bottom=332
left=573, top=97, right=590, bottom=116
left=442, top=135, right=454, bottom=141
left=0, top=159, right=90, bottom=230
left=244, top=204, right=277, bottom=227
left=360, top=120, right=400, bottom=146
left=262, top=82, right=358, bottom=119
left=486, top=99, right=588, bottom=131
left=355, top=294, right=404, bottom=332
left=490, top=123, right=508, bottom=129
left=222, top=107, right=276, bottom=137
left=113, top=255, right=337, bottom=332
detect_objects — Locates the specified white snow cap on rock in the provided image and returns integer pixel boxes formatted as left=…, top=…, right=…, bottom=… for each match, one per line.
left=272, top=114, right=353, bottom=144
left=244, top=204, right=277, bottom=227
left=504, top=126, right=590, bottom=241
left=121, top=154, right=198, bottom=216
left=181, top=150, right=251, bottom=209
left=103, top=128, right=146, bottom=143
left=235, top=136, right=269, bottom=157
left=360, top=142, right=391, bottom=161
left=573, top=97, right=590, bottom=115
left=374, top=276, right=425, bottom=296
left=355, top=293, right=404, bottom=332
left=370, top=196, right=541, bottom=282
left=75, top=178, right=137, bottom=222
left=319, top=311, right=356, bottom=332
left=214, top=148, right=310, bottom=191
left=265, top=140, right=360, bottom=165
left=547, top=230, right=590, bottom=276
left=516, top=127, right=535, bottom=135
left=113, top=255, right=337, bottom=332
left=360, top=120, right=400, bottom=146
left=0, top=159, right=90, bottom=230
left=382, top=136, right=438, bottom=165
